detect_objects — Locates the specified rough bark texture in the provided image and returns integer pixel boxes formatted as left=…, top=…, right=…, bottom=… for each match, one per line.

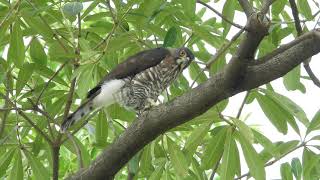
left=66, top=2, right=320, bottom=177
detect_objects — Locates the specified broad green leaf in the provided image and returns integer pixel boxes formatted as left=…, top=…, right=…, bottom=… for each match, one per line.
left=149, top=162, right=165, bottom=180
left=63, top=2, right=83, bottom=16
left=184, top=122, right=211, bottom=154
left=189, top=62, right=207, bottom=84
left=8, top=21, right=25, bottom=68
left=201, top=126, right=228, bottom=170
left=253, top=130, right=279, bottom=158
left=272, top=0, right=287, bottom=16
left=222, top=0, right=236, bottom=37
left=128, top=152, right=140, bottom=175
left=24, top=150, right=50, bottom=180
left=63, top=135, right=91, bottom=167
left=238, top=132, right=266, bottom=180
left=262, top=89, right=308, bottom=129
left=8, top=150, right=23, bottom=180
left=291, top=158, right=302, bottom=180
left=140, top=145, right=154, bottom=175
left=281, top=162, right=293, bottom=180
left=163, top=26, right=178, bottom=47
left=0, top=148, right=15, bottom=177
left=275, top=140, right=299, bottom=156
left=283, top=65, right=305, bottom=93
left=30, top=38, right=47, bottom=66
left=233, top=118, right=253, bottom=143
left=220, top=128, right=237, bottom=180
left=256, top=93, right=289, bottom=134
left=95, top=111, right=108, bottom=146
left=307, top=109, right=320, bottom=134
left=16, top=63, right=35, bottom=95
left=297, top=0, right=313, bottom=19
left=180, top=0, right=196, bottom=17
left=167, top=138, right=189, bottom=177
left=302, top=148, right=319, bottom=179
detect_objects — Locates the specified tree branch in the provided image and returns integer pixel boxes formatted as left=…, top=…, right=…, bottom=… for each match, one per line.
left=69, top=28, right=320, bottom=180
left=238, top=0, right=254, bottom=17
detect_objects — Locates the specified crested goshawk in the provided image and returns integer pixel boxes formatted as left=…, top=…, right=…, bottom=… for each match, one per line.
left=61, top=47, right=194, bottom=132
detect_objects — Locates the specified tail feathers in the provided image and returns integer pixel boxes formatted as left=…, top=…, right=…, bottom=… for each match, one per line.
left=60, top=100, right=94, bottom=133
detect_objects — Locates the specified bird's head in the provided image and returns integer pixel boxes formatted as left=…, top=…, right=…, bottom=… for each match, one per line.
left=170, top=47, right=195, bottom=70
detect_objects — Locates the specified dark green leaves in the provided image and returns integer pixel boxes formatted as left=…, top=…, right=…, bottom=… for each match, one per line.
left=24, top=150, right=50, bottom=179
left=8, top=150, right=23, bottom=180
left=201, top=126, right=228, bottom=170
left=167, top=138, right=189, bottom=177
left=220, top=128, right=238, bottom=180
left=95, top=111, right=108, bottom=146
left=163, top=26, right=178, bottom=47
left=8, top=21, right=25, bottom=68
left=30, top=38, right=47, bottom=66
left=291, top=158, right=302, bottom=180
left=16, top=63, right=35, bottom=95
left=280, top=163, right=293, bottom=180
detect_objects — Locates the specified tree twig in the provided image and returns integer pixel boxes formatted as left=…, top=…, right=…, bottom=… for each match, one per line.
left=236, top=91, right=250, bottom=119
left=190, top=28, right=245, bottom=88
left=197, top=0, right=246, bottom=30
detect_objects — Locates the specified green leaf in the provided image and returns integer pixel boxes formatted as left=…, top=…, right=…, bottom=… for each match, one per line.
left=95, top=111, right=108, bottom=146
left=283, top=65, right=305, bottom=93
left=167, top=137, right=189, bottom=177
left=184, top=122, right=211, bottom=154
left=8, top=150, right=23, bottom=180
left=291, top=158, right=302, bottom=180
left=222, top=0, right=236, bottom=37
left=220, top=128, right=237, bottom=180
left=297, top=0, right=313, bottom=19
left=189, top=62, right=207, bottom=84
left=16, top=63, right=35, bottom=95
left=307, top=109, right=320, bottom=134
left=272, top=0, right=287, bottom=16
left=140, top=145, right=154, bottom=175
left=256, top=93, right=289, bottom=134
left=63, top=2, right=83, bottom=16
left=163, top=26, right=178, bottom=47
left=238, top=132, right=266, bottom=180
left=233, top=118, right=253, bottom=143
left=128, top=152, right=140, bottom=175
left=302, top=148, right=319, bottom=180
left=24, top=150, right=50, bottom=180
left=281, top=162, right=293, bottom=180
left=63, top=135, right=91, bottom=167
left=262, top=89, right=308, bottom=128
left=30, top=38, right=47, bottom=66
left=0, top=148, right=15, bottom=177
left=276, top=140, right=299, bottom=155
left=7, top=21, right=25, bottom=68
left=180, top=0, right=196, bottom=17
left=253, top=130, right=279, bottom=158
left=149, top=162, right=165, bottom=180
left=201, top=126, right=228, bottom=170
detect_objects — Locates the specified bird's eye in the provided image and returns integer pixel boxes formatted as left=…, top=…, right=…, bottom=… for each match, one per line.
left=179, top=50, right=186, bottom=57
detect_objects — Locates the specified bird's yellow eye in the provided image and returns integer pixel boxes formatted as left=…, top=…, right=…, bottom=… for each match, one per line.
left=179, top=50, right=186, bottom=57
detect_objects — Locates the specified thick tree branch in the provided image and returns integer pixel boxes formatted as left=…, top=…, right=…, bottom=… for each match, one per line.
left=69, top=29, right=320, bottom=180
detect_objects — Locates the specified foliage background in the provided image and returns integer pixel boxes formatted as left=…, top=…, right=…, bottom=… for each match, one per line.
left=0, top=0, right=320, bottom=179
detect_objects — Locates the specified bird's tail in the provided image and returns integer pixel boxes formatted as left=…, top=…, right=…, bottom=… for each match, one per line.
left=60, top=99, right=94, bottom=133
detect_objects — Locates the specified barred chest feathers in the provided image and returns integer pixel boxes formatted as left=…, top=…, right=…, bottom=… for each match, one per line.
left=114, top=59, right=181, bottom=112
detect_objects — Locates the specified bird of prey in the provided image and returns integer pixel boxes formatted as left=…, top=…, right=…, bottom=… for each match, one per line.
left=61, top=47, right=194, bottom=132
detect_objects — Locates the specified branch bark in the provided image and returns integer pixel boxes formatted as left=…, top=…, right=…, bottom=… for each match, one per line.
left=68, top=24, right=320, bottom=180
